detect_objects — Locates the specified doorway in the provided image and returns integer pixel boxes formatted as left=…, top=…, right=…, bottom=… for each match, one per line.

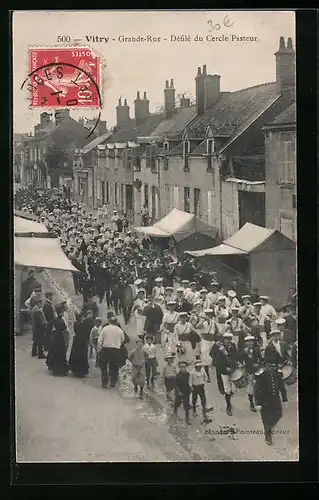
left=238, top=191, right=265, bottom=228
left=126, top=184, right=133, bottom=220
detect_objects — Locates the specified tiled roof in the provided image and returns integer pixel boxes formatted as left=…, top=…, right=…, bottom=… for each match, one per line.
left=150, top=106, right=197, bottom=138
left=43, top=117, right=96, bottom=147
left=231, top=155, right=265, bottom=182
left=271, top=102, right=296, bottom=125
left=82, top=131, right=113, bottom=154
left=108, top=113, right=166, bottom=144
left=187, top=83, right=279, bottom=140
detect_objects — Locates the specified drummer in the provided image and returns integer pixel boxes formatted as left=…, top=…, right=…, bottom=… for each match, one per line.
left=275, top=316, right=291, bottom=345
left=207, top=280, right=221, bottom=306
left=184, top=282, right=197, bottom=306
left=199, top=308, right=219, bottom=383
left=239, top=295, right=255, bottom=325
left=240, top=335, right=263, bottom=412
left=160, top=300, right=179, bottom=352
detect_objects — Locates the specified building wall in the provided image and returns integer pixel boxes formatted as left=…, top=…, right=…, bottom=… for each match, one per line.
left=134, top=154, right=221, bottom=230
left=221, top=180, right=239, bottom=239
left=265, top=128, right=296, bottom=240
left=133, top=156, right=159, bottom=225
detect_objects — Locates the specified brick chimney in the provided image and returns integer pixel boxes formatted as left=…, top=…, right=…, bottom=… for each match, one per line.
left=180, top=94, right=190, bottom=108
left=135, top=91, right=150, bottom=126
left=275, top=36, right=295, bottom=96
left=204, top=74, right=221, bottom=108
left=97, top=120, right=107, bottom=136
left=195, top=66, right=205, bottom=115
left=40, top=112, right=52, bottom=127
left=55, top=108, right=70, bottom=126
left=116, top=97, right=130, bottom=127
left=164, top=79, right=175, bottom=117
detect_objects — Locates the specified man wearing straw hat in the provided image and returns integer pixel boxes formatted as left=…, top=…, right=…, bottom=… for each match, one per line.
left=190, top=359, right=212, bottom=424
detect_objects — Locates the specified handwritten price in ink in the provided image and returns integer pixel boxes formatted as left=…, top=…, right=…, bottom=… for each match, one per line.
left=207, top=15, right=235, bottom=32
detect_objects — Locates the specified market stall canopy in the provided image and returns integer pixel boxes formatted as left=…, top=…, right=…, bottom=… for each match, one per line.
left=135, top=208, right=218, bottom=240
left=14, top=216, right=48, bottom=234
left=14, top=215, right=77, bottom=272
left=185, top=222, right=294, bottom=257
left=14, top=236, right=78, bottom=272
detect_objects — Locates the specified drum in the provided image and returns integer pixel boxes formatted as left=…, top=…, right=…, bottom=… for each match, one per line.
left=280, top=364, right=298, bottom=385
left=230, top=367, right=249, bottom=389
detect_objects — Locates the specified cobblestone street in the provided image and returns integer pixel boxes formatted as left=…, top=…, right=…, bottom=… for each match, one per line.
left=15, top=269, right=299, bottom=462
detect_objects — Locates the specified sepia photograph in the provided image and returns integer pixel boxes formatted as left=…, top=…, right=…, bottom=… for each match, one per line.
left=13, top=10, right=298, bottom=463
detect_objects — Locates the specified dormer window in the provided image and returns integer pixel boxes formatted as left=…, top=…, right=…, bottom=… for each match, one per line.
left=164, top=141, right=169, bottom=152
left=207, top=139, right=215, bottom=155
left=207, top=139, right=215, bottom=171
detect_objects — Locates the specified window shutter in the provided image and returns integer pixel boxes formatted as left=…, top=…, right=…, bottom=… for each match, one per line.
left=173, top=186, right=179, bottom=208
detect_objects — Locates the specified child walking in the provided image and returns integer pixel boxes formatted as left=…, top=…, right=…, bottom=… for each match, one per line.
left=142, top=335, right=158, bottom=389
left=190, top=360, right=212, bottom=424
left=128, top=338, right=147, bottom=399
left=163, top=354, right=177, bottom=401
left=89, top=317, right=102, bottom=367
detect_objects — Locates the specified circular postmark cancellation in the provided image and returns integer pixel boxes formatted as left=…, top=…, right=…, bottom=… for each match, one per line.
left=21, top=47, right=103, bottom=138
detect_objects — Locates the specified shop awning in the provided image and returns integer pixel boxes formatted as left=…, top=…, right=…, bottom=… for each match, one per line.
left=135, top=208, right=218, bottom=239
left=14, top=216, right=48, bottom=234
left=185, top=243, right=248, bottom=257
left=14, top=236, right=78, bottom=272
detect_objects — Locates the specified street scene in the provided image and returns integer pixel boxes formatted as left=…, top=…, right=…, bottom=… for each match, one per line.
left=13, top=11, right=297, bottom=463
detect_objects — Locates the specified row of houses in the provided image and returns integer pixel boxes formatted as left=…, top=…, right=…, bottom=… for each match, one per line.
left=19, top=36, right=296, bottom=242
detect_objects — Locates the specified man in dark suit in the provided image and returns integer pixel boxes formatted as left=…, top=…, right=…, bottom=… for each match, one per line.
left=254, top=355, right=288, bottom=446
left=42, top=291, right=55, bottom=351
left=240, top=335, right=263, bottom=412
left=31, top=298, right=47, bottom=359
left=143, top=295, right=163, bottom=344
left=264, top=329, right=290, bottom=367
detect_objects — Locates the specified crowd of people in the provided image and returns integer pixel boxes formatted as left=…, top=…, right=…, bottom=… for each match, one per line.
left=16, top=186, right=298, bottom=446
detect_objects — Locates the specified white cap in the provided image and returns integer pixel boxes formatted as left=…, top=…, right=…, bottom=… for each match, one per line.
left=182, top=280, right=190, bottom=284
left=270, top=329, right=281, bottom=335
left=218, top=295, right=226, bottom=301
left=242, top=295, right=250, bottom=300
left=253, top=301, right=262, bottom=306
left=231, top=307, right=239, bottom=312
left=167, top=300, right=176, bottom=306
left=177, top=287, right=184, bottom=292
left=200, top=288, right=207, bottom=293
left=244, top=335, right=255, bottom=341
left=260, top=295, right=269, bottom=300
left=155, top=277, right=163, bottom=282
left=194, top=301, right=202, bottom=307
left=204, top=308, right=214, bottom=314
left=227, top=290, right=236, bottom=298
left=179, top=312, right=188, bottom=317
left=134, top=279, right=143, bottom=286
left=276, top=317, right=286, bottom=325
left=223, top=332, right=233, bottom=338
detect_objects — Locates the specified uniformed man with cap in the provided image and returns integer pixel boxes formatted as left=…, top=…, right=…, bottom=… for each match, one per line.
left=239, top=295, right=255, bottom=325
left=240, top=335, right=263, bottom=412
left=173, top=312, right=198, bottom=366
left=184, top=282, right=197, bottom=305
left=214, top=295, right=230, bottom=333
left=175, top=287, right=192, bottom=313
left=199, top=288, right=212, bottom=311
left=199, top=308, right=219, bottom=382
left=254, top=351, right=288, bottom=445
left=164, top=286, right=176, bottom=304
left=225, top=307, right=247, bottom=350
left=160, top=300, right=179, bottom=351
left=260, top=295, right=277, bottom=345
left=225, top=289, right=241, bottom=310
left=215, top=332, right=239, bottom=415
left=275, top=316, right=292, bottom=345
left=207, top=281, right=221, bottom=307
left=264, top=329, right=290, bottom=368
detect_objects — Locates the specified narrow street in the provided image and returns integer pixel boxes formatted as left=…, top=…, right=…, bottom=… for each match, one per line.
left=15, top=270, right=299, bottom=462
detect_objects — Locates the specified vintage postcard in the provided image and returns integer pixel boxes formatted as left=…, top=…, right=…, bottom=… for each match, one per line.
left=13, top=10, right=297, bottom=463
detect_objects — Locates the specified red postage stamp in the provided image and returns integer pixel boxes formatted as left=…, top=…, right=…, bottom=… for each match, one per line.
left=26, top=47, right=102, bottom=108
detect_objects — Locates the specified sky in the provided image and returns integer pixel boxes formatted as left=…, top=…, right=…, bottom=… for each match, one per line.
left=13, top=10, right=295, bottom=134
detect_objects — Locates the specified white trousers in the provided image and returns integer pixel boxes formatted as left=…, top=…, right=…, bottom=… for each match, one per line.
left=221, top=374, right=233, bottom=395
left=247, top=373, right=255, bottom=395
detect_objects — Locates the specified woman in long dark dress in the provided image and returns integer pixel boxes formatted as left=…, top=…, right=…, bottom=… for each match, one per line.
left=68, top=312, right=89, bottom=377
left=46, top=302, right=69, bottom=376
